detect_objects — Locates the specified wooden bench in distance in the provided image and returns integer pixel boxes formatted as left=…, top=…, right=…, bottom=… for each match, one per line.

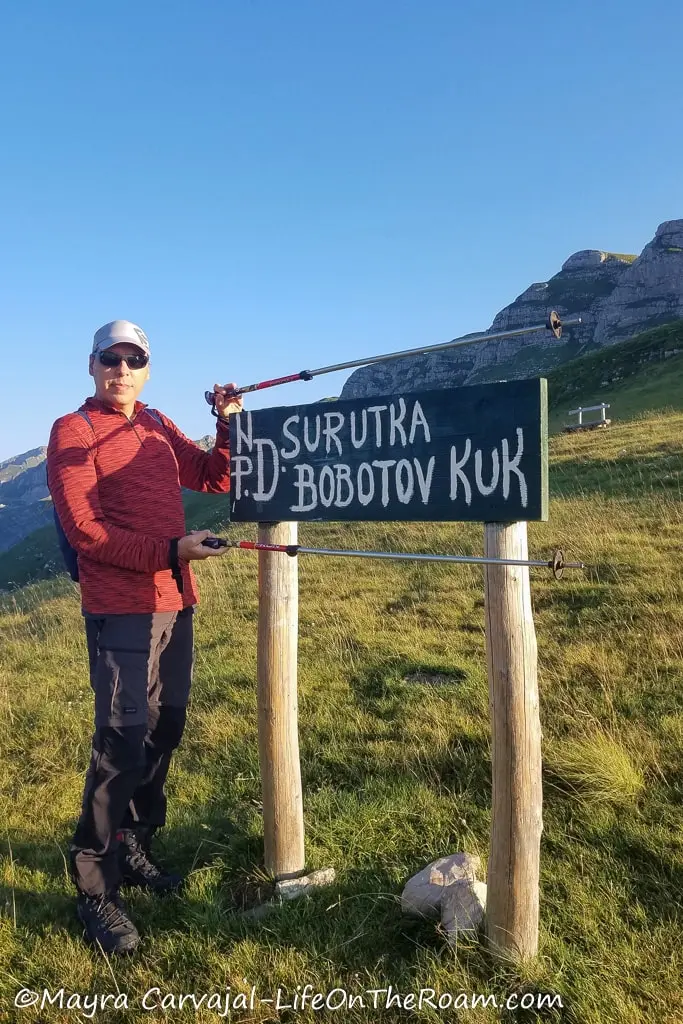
left=563, top=402, right=611, bottom=433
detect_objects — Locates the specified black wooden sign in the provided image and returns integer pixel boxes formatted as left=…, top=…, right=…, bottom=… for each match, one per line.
left=228, top=379, right=548, bottom=523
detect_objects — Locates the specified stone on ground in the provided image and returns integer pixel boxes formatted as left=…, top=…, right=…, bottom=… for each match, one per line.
left=440, top=879, right=487, bottom=940
left=275, top=867, right=337, bottom=901
left=401, top=853, right=482, bottom=919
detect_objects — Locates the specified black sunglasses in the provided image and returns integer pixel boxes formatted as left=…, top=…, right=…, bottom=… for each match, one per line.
left=98, top=351, right=149, bottom=370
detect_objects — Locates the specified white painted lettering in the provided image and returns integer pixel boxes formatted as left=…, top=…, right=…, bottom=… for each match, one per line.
left=357, top=463, right=375, bottom=505
left=291, top=465, right=317, bottom=512
left=409, top=400, right=431, bottom=444
left=333, top=465, right=354, bottom=507
left=323, top=412, right=345, bottom=456
left=450, top=440, right=472, bottom=505
left=303, top=415, right=321, bottom=453
left=253, top=439, right=279, bottom=501
left=281, top=415, right=301, bottom=459
left=395, top=459, right=414, bottom=503
left=372, top=459, right=396, bottom=506
left=231, top=455, right=253, bottom=500
left=475, top=447, right=500, bottom=495
left=318, top=465, right=335, bottom=507
left=235, top=411, right=253, bottom=454
left=413, top=456, right=435, bottom=504
left=367, top=405, right=388, bottom=446
left=350, top=409, right=367, bottom=449
left=502, top=428, right=528, bottom=506
left=389, top=398, right=408, bottom=447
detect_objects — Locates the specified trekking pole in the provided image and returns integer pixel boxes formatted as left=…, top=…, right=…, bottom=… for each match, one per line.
left=204, top=311, right=581, bottom=411
left=202, top=538, right=584, bottom=579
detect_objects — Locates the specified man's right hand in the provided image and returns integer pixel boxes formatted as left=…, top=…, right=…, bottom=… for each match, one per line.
left=177, top=530, right=229, bottom=561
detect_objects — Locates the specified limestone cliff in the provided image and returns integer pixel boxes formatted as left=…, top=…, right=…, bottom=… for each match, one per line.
left=341, top=220, right=683, bottom=400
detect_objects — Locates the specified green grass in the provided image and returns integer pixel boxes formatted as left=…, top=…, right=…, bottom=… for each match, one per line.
left=546, top=321, right=683, bottom=433
left=604, top=253, right=637, bottom=263
left=1, top=410, right=683, bottom=1022
left=544, top=730, right=645, bottom=806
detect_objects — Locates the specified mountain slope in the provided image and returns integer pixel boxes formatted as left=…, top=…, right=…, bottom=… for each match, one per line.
left=546, top=319, right=683, bottom=432
left=0, top=446, right=47, bottom=487
left=341, top=219, right=683, bottom=399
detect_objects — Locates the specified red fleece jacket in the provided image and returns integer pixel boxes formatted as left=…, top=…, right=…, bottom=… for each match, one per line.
left=46, top=397, right=231, bottom=614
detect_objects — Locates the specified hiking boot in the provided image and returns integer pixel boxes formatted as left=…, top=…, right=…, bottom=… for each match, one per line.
left=76, top=891, right=140, bottom=954
left=118, top=829, right=183, bottom=894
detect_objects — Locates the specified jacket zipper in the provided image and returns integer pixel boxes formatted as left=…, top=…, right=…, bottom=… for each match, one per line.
left=121, top=411, right=145, bottom=448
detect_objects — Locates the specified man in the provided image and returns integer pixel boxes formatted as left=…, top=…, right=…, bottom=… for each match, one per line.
left=46, top=320, right=242, bottom=954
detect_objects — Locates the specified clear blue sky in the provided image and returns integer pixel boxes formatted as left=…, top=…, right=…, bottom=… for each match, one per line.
left=1, top=0, right=681, bottom=461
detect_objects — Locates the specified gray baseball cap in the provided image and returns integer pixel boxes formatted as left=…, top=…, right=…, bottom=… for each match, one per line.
left=92, top=320, right=151, bottom=357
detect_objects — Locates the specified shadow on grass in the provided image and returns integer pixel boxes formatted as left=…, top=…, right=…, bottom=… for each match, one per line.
left=532, top=584, right=614, bottom=624
left=189, top=670, right=258, bottom=710
left=0, top=809, right=255, bottom=943
left=349, top=657, right=469, bottom=704
left=229, top=871, right=570, bottom=1021
left=0, top=790, right=583, bottom=1022
left=296, top=726, right=492, bottom=813
left=607, top=828, right=683, bottom=928
left=1, top=824, right=485, bottom=988
left=550, top=453, right=681, bottom=500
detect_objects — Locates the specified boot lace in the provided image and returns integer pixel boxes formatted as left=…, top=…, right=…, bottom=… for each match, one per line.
left=125, top=836, right=162, bottom=879
left=93, top=893, right=130, bottom=930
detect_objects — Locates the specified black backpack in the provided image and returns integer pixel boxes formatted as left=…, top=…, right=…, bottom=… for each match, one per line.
left=51, top=408, right=165, bottom=581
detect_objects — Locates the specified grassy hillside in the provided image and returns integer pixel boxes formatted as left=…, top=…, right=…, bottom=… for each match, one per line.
left=546, top=319, right=683, bottom=432
left=466, top=318, right=683, bottom=407
left=0, top=410, right=682, bottom=1022
left=0, top=500, right=53, bottom=558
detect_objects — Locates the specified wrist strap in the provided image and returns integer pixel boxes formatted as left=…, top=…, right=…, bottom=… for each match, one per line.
left=211, top=406, right=231, bottom=425
left=170, top=538, right=184, bottom=595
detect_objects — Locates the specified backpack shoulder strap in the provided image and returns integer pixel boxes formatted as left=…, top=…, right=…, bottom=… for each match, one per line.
left=73, top=409, right=98, bottom=471
left=75, top=409, right=94, bottom=431
left=144, top=408, right=171, bottom=439
left=145, top=408, right=165, bottom=428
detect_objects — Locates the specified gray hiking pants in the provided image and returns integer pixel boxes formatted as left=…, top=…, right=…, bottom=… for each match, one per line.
left=70, top=608, right=194, bottom=896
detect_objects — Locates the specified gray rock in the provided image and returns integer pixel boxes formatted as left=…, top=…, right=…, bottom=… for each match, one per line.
left=593, top=221, right=683, bottom=344
left=440, top=879, right=487, bottom=939
left=241, top=868, right=337, bottom=922
left=561, top=250, right=610, bottom=270
left=401, top=853, right=481, bottom=919
left=0, top=447, right=51, bottom=554
left=340, top=220, right=683, bottom=401
left=275, top=867, right=337, bottom=901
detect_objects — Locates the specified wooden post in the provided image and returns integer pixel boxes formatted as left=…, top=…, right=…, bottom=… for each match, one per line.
left=256, top=521, right=306, bottom=881
left=483, top=521, right=542, bottom=961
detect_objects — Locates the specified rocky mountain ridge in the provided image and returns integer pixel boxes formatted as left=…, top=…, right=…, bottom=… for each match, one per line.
left=341, top=219, right=683, bottom=399
left=0, top=447, right=49, bottom=501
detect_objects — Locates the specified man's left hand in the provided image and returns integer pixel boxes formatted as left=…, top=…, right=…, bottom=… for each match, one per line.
left=212, top=383, right=243, bottom=419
